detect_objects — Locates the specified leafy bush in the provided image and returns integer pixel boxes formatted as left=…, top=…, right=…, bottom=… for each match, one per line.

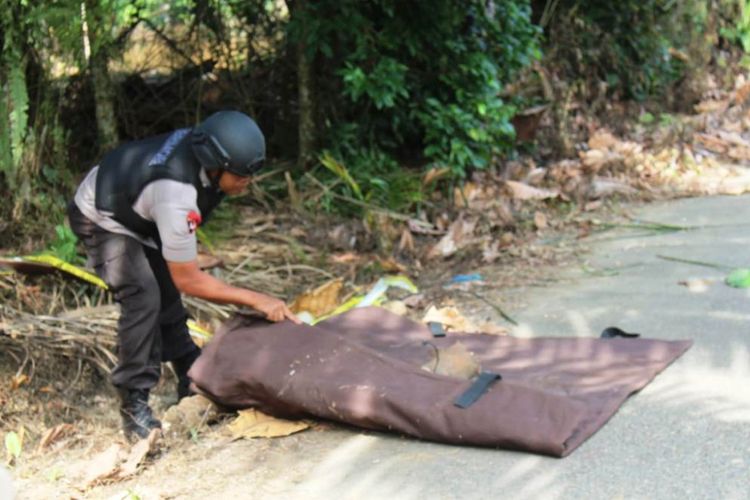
left=543, top=0, right=705, bottom=101
left=291, top=0, right=540, bottom=181
left=45, top=225, right=85, bottom=265
left=719, top=1, right=750, bottom=52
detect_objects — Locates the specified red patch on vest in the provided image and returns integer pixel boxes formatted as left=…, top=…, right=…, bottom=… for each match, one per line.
left=187, top=211, right=202, bottom=234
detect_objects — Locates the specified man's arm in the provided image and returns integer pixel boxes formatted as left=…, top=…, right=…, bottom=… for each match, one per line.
left=167, top=260, right=300, bottom=323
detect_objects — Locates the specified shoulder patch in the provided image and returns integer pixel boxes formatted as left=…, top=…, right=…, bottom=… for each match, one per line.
left=187, top=211, right=202, bottom=234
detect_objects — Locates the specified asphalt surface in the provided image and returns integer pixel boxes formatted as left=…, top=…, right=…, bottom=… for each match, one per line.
left=222, top=194, right=749, bottom=500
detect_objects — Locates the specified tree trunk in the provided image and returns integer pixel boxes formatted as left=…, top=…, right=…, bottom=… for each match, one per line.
left=83, top=0, right=119, bottom=152
left=288, top=0, right=315, bottom=167
left=297, top=39, right=315, bottom=167
left=90, top=52, right=118, bottom=151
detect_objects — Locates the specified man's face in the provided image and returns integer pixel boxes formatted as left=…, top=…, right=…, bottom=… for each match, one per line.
left=218, top=170, right=253, bottom=195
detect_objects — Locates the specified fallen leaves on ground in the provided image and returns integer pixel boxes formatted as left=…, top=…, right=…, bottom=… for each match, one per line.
left=10, top=374, right=28, bottom=390
left=427, top=218, right=478, bottom=259
left=504, top=180, right=559, bottom=200
left=37, top=423, right=74, bottom=452
left=227, top=409, right=311, bottom=439
left=72, top=429, right=160, bottom=489
left=422, top=306, right=508, bottom=335
left=118, top=430, right=160, bottom=479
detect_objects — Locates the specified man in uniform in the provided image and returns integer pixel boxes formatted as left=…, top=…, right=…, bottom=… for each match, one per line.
left=68, top=110, right=300, bottom=440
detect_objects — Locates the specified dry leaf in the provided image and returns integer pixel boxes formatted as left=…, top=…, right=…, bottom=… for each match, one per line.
left=290, top=279, right=344, bottom=317
left=588, top=130, right=618, bottom=150
left=427, top=218, right=477, bottom=259
left=504, top=180, right=558, bottom=200
left=79, top=444, right=124, bottom=488
left=118, top=429, right=160, bottom=478
left=377, top=256, right=407, bottom=273
left=453, top=182, right=481, bottom=208
left=694, top=99, right=729, bottom=114
left=422, top=306, right=508, bottom=336
left=227, top=409, right=310, bottom=439
left=422, top=167, right=451, bottom=185
left=329, top=252, right=361, bottom=264
left=533, top=211, right=548, bottom=229
left=588, top=178, right=637, bottom=198
left=423, top=306, right=475, bottom=332
left=407, top=218, right=443, bottom=235
left=398, top=228, right=415, bottom=254
left=489, top=201, right=515, bottom=227
left=735, top=82, right=750, bottom=104
left=580, top=149, right=624, bottom=173
left=524, top=167, right=547, bottom=186
left=727, top=146, right=750, bottom=162
left=37, top=424, right=74, bottom=452
left=695, top=133, right=730, bottom=153
left=285, top=171, right=301, bottom=209
left=482, top=240, right=501, bottom=264
left=10, top=374, right=28, bottom=390
left=499, top=232, right=515, bottom=247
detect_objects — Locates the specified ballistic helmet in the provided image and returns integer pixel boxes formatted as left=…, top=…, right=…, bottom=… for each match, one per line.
left=191, top=110, right=265, bottom=176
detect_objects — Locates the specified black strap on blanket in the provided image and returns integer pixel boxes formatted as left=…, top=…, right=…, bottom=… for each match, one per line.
left=428, top=321, right=446, bottom=337
left=454, top=372, right=502, bottom=409
left=600, top=327, right=640, bottom=339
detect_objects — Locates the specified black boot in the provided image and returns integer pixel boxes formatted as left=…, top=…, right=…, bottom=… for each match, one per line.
left=117, top=387, right=162, bottom=440
left=172, top=347, right=201, bottom=400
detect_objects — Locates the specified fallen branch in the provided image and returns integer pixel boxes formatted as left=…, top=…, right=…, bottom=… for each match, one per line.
left=656, top=254, right=732, bottom=270
left=461, top=290, right=518, bottom=326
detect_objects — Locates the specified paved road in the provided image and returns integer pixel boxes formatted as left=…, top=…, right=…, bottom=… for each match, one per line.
left=89, top=195, right=750, bottom=500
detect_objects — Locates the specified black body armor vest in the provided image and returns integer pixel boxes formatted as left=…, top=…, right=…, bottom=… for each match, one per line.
left=95, top=129, right=225, bottom=240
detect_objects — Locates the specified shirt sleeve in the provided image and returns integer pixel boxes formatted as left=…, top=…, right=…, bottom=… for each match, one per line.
left=147, top=181, right=201, bottom=262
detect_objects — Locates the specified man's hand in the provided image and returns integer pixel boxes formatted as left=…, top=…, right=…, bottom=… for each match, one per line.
left=253, top=294, right=301, bottom=324
left=167, top=260, right=301, bottom=324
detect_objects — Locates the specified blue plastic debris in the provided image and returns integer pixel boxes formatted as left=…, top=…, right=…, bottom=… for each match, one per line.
left=450, top=273, right=484, bottom=284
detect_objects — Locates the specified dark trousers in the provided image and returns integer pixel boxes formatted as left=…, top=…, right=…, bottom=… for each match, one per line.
left=68, top=202, right=198, bottom=389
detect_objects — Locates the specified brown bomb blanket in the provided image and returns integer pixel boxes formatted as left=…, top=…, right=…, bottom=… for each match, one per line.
left=189, top=307, right=691, bottom=457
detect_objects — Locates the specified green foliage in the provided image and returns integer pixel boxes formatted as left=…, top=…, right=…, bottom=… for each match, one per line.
left=0, top=2, right=30, bottom=192
left=290, top=0, right=540, bottom=179
left=545, top=0, right=704, bottom=100
left=4, top=431, right=22, bottom=462
left=197, top=200, right=242, bottom=253
left=319, top=151, right=364, bottom=200
left=312, top=123, right=424, bottom=216
left=45, top=225, right=85, bottom=265
left=341, top=58, right=410, bottom=110
left=719, top=1, right=750, bottom=52
left=0, top=0, right=78, bottom=228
